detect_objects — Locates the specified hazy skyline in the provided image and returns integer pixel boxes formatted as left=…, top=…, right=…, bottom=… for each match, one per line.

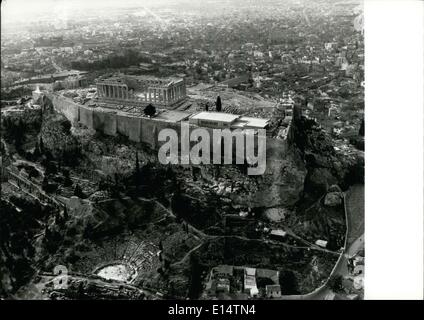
left=1, top=0, right=361, bottom=28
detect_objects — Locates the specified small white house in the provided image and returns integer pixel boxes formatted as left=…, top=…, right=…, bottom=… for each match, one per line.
left=315, top=239, right=328, bottom=248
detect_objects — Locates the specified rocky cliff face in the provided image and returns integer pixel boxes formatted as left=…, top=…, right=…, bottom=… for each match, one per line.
left=1, top=103, right=363, bottom=298
left=230, top=146, right=307, bottom=209
left=288, top=106, right=364, bottom=203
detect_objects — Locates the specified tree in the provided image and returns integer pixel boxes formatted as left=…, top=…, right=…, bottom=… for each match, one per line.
left=42, top=176, right=49, bottom=191
left=39, top=136, right=45, bottom=154
left=257, top=277, right=274, bottom=289
left=279, top=270, right=299, bottom=295
left=134, top=152, right=141, bottom=187
left=74, top=184, right=85, bottom=198
left=33, top=141, right=41, bottom=158
left=76, top=281, right=86, bottom=299
left=63, top=169, right=72, bottom=187
left=164, top=258, right=170, bottom=270
left=135, top=152, right=140, bottom=175
left=215, top=96, right=222, bottom=112
left=359, top=118, right=364, bottom=137
left=54, top=213, right=63, bottom=227
left=44, top=224, right=50, bottom=242
left=144, top=104, right=156, bottom=117
left=328, top=275, right=344, bottom=293
left=13, top=119, right=25, bottom=150
left=63, top=206, right=69, bottom=220
left=188, top=253, right=202, bottom=299
left=28, top=166, right=40, bottom=180
left=45, top=161, right=57, bottom=176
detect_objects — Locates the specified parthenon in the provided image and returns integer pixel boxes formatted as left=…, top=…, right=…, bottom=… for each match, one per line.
left=96, top=74, right=187, bottom=108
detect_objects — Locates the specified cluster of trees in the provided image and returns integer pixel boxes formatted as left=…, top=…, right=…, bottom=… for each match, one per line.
left=1, top=87, right=33, bottom=100
left=2, top=110, right=43, bottom=157
left=28, top=136, right=82, bottom=196
left=0, top=198, right=55, bottom=294
left=70, top=49, right=152, bottom=71
left=130, top=152, right=178, bottom=204
left=2, top=117, right=26, bottom=152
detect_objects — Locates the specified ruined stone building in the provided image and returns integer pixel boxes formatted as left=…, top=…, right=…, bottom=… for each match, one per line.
left=96, top=74, right=187, bottom=108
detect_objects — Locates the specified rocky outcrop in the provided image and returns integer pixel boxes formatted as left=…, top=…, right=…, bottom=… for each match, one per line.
left=40, top=113, right=82, bottom=164
left=324, top=185, right=343, bottom=207
left=324, top=191, right=343, bottom=207
left=288, top=106, right=364, bottom=201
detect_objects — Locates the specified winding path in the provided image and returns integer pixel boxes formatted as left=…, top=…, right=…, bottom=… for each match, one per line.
left=279, top=184, right=365, bottom=300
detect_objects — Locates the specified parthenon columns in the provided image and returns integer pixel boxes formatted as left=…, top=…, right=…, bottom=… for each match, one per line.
left=97, top=78, right=186, bottom=106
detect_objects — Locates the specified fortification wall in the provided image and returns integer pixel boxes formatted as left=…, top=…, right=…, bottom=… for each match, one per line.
left=93, top=109, right=117, bottom=136
left=49, top=94, right=80, bottom=123
left=79, top=105, right=94, bottom=128
left=48, top=94, right=289, bottom=164
left=116, top=113, right=141, bottom=143
left=140, top=118, right=158, bottom=148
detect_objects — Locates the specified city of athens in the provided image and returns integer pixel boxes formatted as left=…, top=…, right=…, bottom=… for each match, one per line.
left=1, top=0, right=365, bottom=301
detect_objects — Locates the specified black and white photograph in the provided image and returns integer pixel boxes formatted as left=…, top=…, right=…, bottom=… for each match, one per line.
left=0, top=0, right=422, bottom=307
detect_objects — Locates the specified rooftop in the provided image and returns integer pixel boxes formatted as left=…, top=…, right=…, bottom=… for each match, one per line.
left=245, top=267, right=256, bottom=276
left=233, top=116, right=270, bottom=129
left=270, top=229, right=287, bottom=237
left=213, top=265, right=234, bottom=276
left=155, top=110, right=191, bottom=123
left=190, top=112, right=240, bottom=123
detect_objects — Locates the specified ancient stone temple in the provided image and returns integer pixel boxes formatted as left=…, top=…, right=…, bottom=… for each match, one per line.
left=96, top=74, right=187, bottom=108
